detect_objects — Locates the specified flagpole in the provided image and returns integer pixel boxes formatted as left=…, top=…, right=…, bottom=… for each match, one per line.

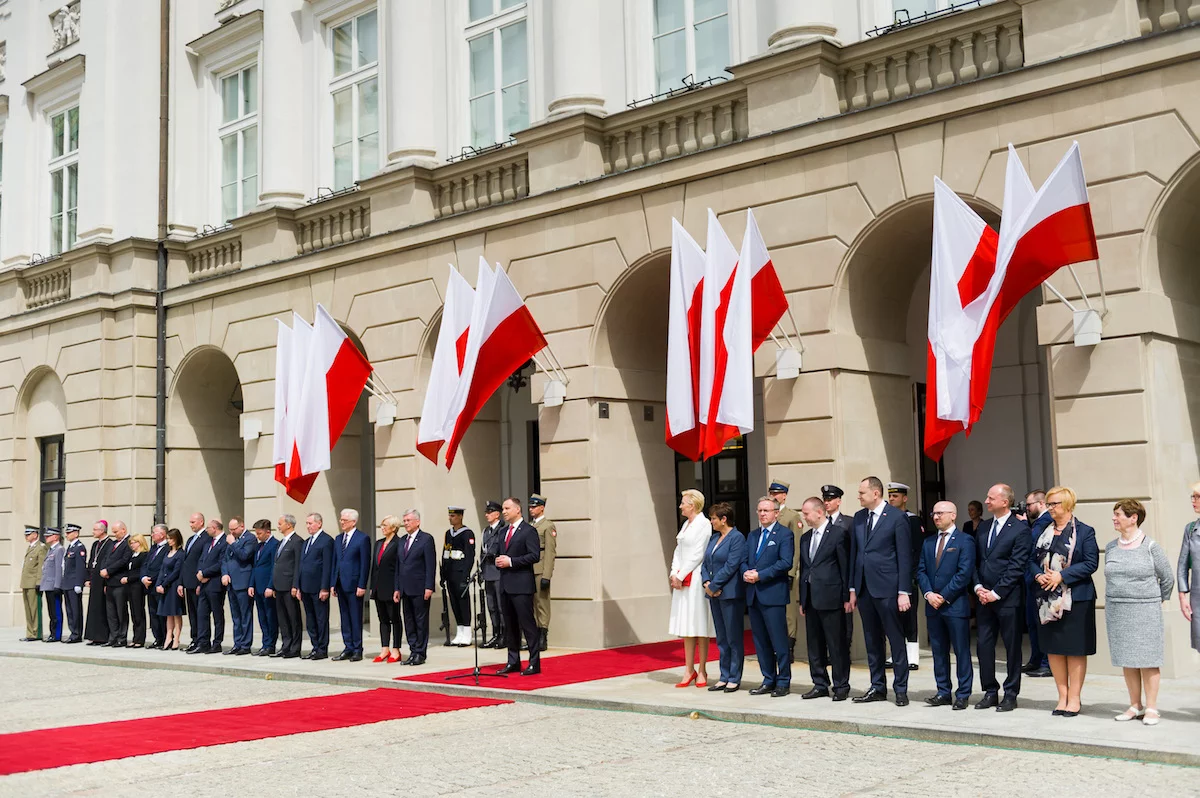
left=783, top=304, right=805, bottom=352
left=1043, top=280, right=1078, bottom=311
left=1065, top=265, right=1094, bottom=311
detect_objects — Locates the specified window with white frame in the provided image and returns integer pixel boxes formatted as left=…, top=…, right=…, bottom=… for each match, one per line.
left=467, top=0, right=528, bottom=148
left=0, top=135, right=5, bottom=252
left=652, top=0, right=729, bottom=95
left=893, top=0, right=938, bottom=16
left=329, top=8, right=379, bottom=190
left=49, top=106, right=80, bottom=256
left=219, top=64, right=259, bottom=221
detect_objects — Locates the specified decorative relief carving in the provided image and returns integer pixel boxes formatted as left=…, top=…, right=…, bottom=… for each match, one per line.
left=51, top=2, right=81, bottom=53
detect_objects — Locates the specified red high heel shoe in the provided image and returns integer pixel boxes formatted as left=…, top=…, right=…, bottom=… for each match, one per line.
left=695, top=674, right=708, bottom=688
left=372, top=653, right=388, bottom=663
left=675, top=671, right=698, bottom=688
left=387, top=653, right=401, bottom=664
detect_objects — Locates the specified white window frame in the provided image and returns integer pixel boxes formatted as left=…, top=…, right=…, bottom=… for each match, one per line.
left=326, top=5, right=380, bottom=190
left=651, top=0, right=731, bottom=95
left=216, top=63, right=260, bottom=222
left=47, top=105, right=80, bottom=256
left=463, top=0, right=530, bottom=149
left=0, top=126, right=5, bottom=256
left=625, top=0, right=739, bottom=105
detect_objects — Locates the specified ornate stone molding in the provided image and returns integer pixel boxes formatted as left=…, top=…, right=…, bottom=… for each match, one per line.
left=20, top=262, right=72, bottom=309
left=50, top=2, right=81, bottom=54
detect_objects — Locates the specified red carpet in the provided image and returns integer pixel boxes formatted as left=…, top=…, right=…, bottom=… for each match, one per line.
left=398, top=631, right=757, bottom=691
left=0, top=687, right=509, bottom=775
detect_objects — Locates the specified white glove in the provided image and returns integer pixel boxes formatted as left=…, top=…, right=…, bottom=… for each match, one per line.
left=74, top=586, right=82, bottom=594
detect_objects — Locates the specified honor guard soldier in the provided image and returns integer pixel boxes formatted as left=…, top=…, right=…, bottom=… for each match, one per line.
left=480, top=500, right=506, bottom=648
left=887, top=482, right=926, bottom=671
left=62, top=524, right=87, bottom=643
left=442, top=506, right=476, bottom=646
left=20, top=526, right=47, bottom=641
left=39, top=528, right=66, bottom=642
left=769, top=480, right=803, bottom=663
left=529, top=494, right=556, bottom=651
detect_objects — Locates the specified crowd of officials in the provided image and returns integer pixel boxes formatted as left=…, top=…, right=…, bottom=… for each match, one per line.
left=668, top=477, right=1200, bottom=725
left=18, top=495, right=560, bottom=677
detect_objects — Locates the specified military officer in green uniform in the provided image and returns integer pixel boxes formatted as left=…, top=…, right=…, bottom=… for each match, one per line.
left=769, top=480, right=804, bottom=663
left=441, top=506, right=476, bottom=647
left=20, top=526, right=48, bottom=641
left=529, top=494, right=556, bottom=652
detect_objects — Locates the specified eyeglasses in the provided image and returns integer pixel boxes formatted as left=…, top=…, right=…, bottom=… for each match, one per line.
left=930, top=511, right=951, bottom=516
left=1192, top=494, right=1200, bottom=500
left=1046, top=501, right=1064, bottom=508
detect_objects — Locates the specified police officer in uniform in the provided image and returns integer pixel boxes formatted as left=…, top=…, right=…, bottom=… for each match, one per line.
left=822, top=485, right=853, bottom=647
left=40, top=528, right=66, bottom=642
left=479, top=500, right=506, bottom=648
left=529, top=494, right=557, bottom=652
left=20, top=526, right=47, bottom=641
left=62, top=524, right=87, bottom=643
left=441, top=506, right=476, bottom=647
left=768, top=480, right=803, bottom=664
left=887, top=482, right=926, bottom=671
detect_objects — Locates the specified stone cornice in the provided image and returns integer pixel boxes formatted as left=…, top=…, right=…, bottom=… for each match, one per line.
left=185, top=9, right=264, bottom=58
left=23, top=53, right=85, bottom=97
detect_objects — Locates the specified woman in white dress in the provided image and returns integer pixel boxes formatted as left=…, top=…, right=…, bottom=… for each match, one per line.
left=669, top=489, right=712, bottom=687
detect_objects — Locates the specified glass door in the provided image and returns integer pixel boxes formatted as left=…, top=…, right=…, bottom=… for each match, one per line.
left=674, top=434, right=751, bottom=534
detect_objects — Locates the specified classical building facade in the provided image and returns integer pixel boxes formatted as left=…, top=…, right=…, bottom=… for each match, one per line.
left=0, top=0, right=1197, bottom=674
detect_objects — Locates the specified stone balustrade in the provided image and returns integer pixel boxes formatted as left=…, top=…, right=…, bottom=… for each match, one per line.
left=187, top=234, right=242, bottom=282
left=1136, top=0, right=1200, bottom=34
left=21, top=263, right=72, bottom=309
left=835, top=3, right=1024, bottom=113
left=433, top=147, right=530, bottom=219
left=295, top=195, right=371, bottom=254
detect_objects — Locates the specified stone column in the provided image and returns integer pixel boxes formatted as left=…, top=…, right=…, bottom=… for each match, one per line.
left=546, top=0, right=605, bottom=118
left=384, top=0, right=440, bottom=169
left=257, top=0, right=307, bottom=208
left=763, top=0, right=838, bottom=51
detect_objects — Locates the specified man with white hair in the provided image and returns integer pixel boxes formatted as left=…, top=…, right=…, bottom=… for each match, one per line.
left=332, top=508, right=370, bottom=662
left=392, top=510, right=436, bottom=666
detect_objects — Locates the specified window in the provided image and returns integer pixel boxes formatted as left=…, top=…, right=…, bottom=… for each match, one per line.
left=653, top=0, right=729, bottom=94
left=0, top=136, right=4, bottom=252
left=329, top=9, right=379, bottom=189
left=218, top=64, right=259, bottom=221
left=49, top=107, right=80, bottom=256
left=467, top=2, right=528, bottom=148
left=893, top=0, right=939, bottom=16
left=39, top=435, right=65, bottom=535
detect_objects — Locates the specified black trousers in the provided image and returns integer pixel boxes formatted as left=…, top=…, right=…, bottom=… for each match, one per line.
left=196, top=585, right=226, bottom=647
left=858, top=585, right=909, bottom=693
left=805, top=606, right=851, bottom=693
left=401, top=595, right=430, bottom=656
left=501, top=590, right=539, bottom=670
left=125, top=583, right=146, bottom=646
left=977, top=602, right=1023, bottom=697
left=302, top=592, right=330, bottom=654
left=446, top=577, right=470, bottom=626
left=484, top=580, right=505, bottom=638
left=902, top=582, right=921, bottom=643
left=65, top=587, right=84, bottom=639
left=276, top=591, right=302, bottom=655
left=375, top=597, right=403, bottom=648
left=184, top=587, right=199, bottom=642
left=146, top=584, right=165, bottom=644
left=106, top=583, right=129, bottom=644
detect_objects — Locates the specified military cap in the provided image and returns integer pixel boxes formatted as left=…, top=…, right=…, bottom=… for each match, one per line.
left=24, top=525, right=40, bottom=536
left=484, top=500, right=502, bottom=513
left=44, top=527, right=62, bottom=538
left=886, top=482, right=910, bottom=494
left=65, top=523, right=82, bottom=534
left=768, top=479, right=790, bottom=494
left=820, top=485, right=844, bottom=500
left=529, top=494, right=547, bottom=508
left=447, top=506, right=465, bottom=514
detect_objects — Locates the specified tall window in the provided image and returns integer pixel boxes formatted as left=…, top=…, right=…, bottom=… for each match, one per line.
left=219, top=64, right=259, bottom=221
left=330, top=8, right=379, bottom=189
left=0, top=136, right=5, bottom=252
left=39, top=435, right=65, bottom=534
left=467, top=0, right=528, bottom=148
left=893, top=0, right=939, bottom=16
left=653, top=0, right=729, bottom=94
left=49, top=107, right=80, bottom=256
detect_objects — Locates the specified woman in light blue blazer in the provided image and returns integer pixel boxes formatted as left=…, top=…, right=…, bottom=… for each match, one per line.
left=702, top=502, right=746, bottom=693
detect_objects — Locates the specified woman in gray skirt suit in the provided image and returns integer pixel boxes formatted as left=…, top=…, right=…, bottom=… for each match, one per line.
left=1105, top=498, right=1174, bottom=726
left=1178, top=482, right=1200, bottom=655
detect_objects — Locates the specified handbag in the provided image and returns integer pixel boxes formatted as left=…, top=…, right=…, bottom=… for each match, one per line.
left=681, top=572, right=693, bottom=588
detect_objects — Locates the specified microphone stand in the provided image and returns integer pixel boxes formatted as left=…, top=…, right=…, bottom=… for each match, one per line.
left=445, top=569, right=503, bottom=684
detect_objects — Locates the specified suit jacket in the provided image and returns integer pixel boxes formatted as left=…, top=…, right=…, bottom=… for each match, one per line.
left=1026, top=518, right=1099, bottom=602
left=180, top=533, right=206, bottom=590
left=298, top=531, right=335, bottom=594
left=250, top=536, right=279, bottom=593
left=798, top=521, right=851, bottom=611
left=850, top=503, right=912, bottom=598
left=744, top=523, right=794, bottom=606
left=124, top=551, right=147, bottom=587
left=701, top=529, right=746, bottom=601
left=141, top=542, right=169, bottom=587
left=158, top=550, right=183, bottom=594
left=370, top=536, right=400, bottom=600
left=332, top=529, right=372, bottom=592
left=270, top=533, right=302, bottom=593
left=196, top=534, right=228, bottom=592
left=40, top=544, right=66, bottom=592
left=974, top=514, right=1032, bottom=608
left=918, top=528, right=976, bottom=617
left=221, top=531, right=257, bottom=591
left=394, top=530, right=438, bottom=597
left=21, top=542, right=47, bottom=589
left=63, top=539, right=88, bottom=589
left=100, top=538, right=134, bottom=586
left=496, top=521, right=540, bottom=595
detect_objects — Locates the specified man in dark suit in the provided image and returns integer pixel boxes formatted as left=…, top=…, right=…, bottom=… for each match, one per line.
left=99, top=521, right=133, bottom=647
left=797, top=497, right=852, bottom=701
left=180, top=513, right=207, bottom=650
left=269, top=514, right=303, bottom=658
left=62, top=523, right=87, bottom=643
left=973, top=483, right=1032, bottom=712
left=918, top=501, right=976, bottom=710
left=299, top=512, right=335, bottom=659
left=743, top=497, right=795, bottom=697
left=849, top=476, right=913, bottom=706
left=392, top=509, right=437, bottom=665
left=887, top=482, right=927, bottom=671
left=492, top=497, right=541, bottom=675
left=332, top=508, right=371, bottom=661
left=191, top=518, right=228, bottom=654
left=221, top=516, right=257, bottom=655
left=84, top=521, right=113, bottom=645
left=248, top=519, right=279, bottom=656
left=140, top=524, right=170, bottom=649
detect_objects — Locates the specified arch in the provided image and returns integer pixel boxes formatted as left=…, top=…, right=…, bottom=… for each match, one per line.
left=1145, top=149, right=1200, bottom=308
left=12, top=367, right=69, bottom=532
left=590, top=247, right=670, bottom=375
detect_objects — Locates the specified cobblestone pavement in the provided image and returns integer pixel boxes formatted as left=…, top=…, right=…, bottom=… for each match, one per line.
left=2, top=659, right=1194, bottom=797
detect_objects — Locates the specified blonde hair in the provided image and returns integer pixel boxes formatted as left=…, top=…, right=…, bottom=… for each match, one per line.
left=681, top=489, right=705, bottom=513
left=1046, top=486, right=1077, bottom=513
left=129, top=533, right=149, bottom=552
left=380, top=515, right=400, bottom=533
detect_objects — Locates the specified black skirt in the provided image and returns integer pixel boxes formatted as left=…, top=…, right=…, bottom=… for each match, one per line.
left=1040, top=598, right=1096, bottom=657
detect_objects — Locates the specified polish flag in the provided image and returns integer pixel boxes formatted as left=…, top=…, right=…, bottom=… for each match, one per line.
left=700, top=210, right=753, bottom=458
left=273, top=313, right=313, bottom=490
left=416, top=265, right=475, bottom=464
left=285, top=304, right=373, bottom=501
left=743, top=208, right=788, bottom=352
left=443, top=264, right=547, bottom=470
left=665, top=219, right=707, bottom=461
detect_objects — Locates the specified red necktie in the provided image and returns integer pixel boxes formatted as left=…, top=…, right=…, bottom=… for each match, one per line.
left=377, top=541, right=385, bottom=565
left=505, top=526, right=515, bottom=547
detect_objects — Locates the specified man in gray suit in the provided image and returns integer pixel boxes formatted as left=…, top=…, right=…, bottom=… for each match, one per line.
left=269, top=514, right=304, bottom=659
left=39, top=528, right=66, bottom=642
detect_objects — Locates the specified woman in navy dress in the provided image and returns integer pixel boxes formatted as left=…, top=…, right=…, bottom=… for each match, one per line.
left=702, top=502, right=747, bottom=693
left=156, top=528, right=185, bottom=650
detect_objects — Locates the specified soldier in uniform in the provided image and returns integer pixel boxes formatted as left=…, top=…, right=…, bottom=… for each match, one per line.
left=84, top=521, right=113, bottom=645
left=769, top=480, right=803, bottom=664
left=887, top=482, right=927, bottom=671
left=529, top=494, right=556, bottom=652
left=441, top=506, right=476, bottom=647
left=479, top=500, right=506, bottom=648
left=62, top=523, right=87, bottom=643
left=20, top=526, right=47, bottom=641
left=39, top=528, right=66, bottom=642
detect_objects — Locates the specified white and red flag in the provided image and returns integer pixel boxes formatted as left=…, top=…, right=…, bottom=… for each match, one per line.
left=700, top=210, right=753, bottom=458
left=665, top=219, right=707, bottom=461
left=416, top=265, right=475, bottom=464
left=273, top=313, right=313, bottom=491
left=742, top=208, right=788, bottom=352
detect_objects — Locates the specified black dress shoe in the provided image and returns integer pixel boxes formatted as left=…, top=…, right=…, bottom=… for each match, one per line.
left=852, top=688, right=887, bottom=703
left=707, top=683, right=727, bottom=692
left=223, top=647, right=238, bottom=655
left=412, top=654, right=426, bottom=665
left=332, top=651, right=351, bottom=661
left=86, top=640, right=102, bottom=646
left=281, top=652, right=300, bottom=659
left=148, top=642, right=162, bottom=650
left=925, top=694, right=952, bottom=707
left=494, top=665, right=520, bottom=675
left=749, top=684, right=775, bottom=696
left=831, top=691, right=849, bottom=702
left=771, top=686, right=790, bottom=698
left=724, top=684, right=740, bottom=693
left=310, top=652, right=327, bottom=661
left=953, top=698, right=969, bottom=710
left=908, top=663, right=919, bottom=671
left=349, top=652, right=363, bottom=662
left=801, top=688, right=830, bottom=700
left=975, top=693, right=998, bottom=710
left=521, top=666, right=541, bottom=676
left=188, top=646, right=210, bottom=655
left=1051, top=709, right=1065, bottom=716
left=234, top=648, right=251, bottom=656
left=301, top=651, right=316, bottom=660
left=997, top=696, right=1018, bottom=712
left=1021, top=662, right=1039, bottom=674
left=65, top=638, right=81, bottom=644
left=1030, top=666, right=1052, bottom=678
left=1060, top=709, right=1079, bottom=717
left=206, top=646, right=223, bottom=654
left=43, top=637, right=60, bottom=643
left=894, top=693, right=909, bottom=707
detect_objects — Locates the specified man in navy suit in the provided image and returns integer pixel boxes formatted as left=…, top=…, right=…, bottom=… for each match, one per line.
left=62, top=523, right=88, bottom=643
left=181, top=513, right=207, bottom=650
left=140, top=525, right=169, bottom=648
left=849, top=476, right=913, bottom=705
left=492, top=497, right=542, bottom=675
left=973, top=483, right=1031, bottom=712
left=221, top=516, right=257, bottom=655
left=190, top=518, right=228, bottom=654
left=332, top=508, right=371, bottom=661
left=269, top=514, right=303, bottom=659
left=918, top=501, right=976, bottom=710
left=744, top=497, right=795, bottom=697
left=299, top=512, right=335, bottom=660
left=248, top=519, right=279, bottom=656
left=797, top=498, right=852, bottom=700
left=392, top=509, right=437, bottom=666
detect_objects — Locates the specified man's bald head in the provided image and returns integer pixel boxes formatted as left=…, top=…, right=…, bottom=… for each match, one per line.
left=932, top=501, right=957, bottom=531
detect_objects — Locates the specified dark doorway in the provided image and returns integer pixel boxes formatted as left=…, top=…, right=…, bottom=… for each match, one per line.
left=675, top=434, right=751, bottom=534
left=39, top=435, right=66, bottom=533
left=914, top=382, right=946, bottom=523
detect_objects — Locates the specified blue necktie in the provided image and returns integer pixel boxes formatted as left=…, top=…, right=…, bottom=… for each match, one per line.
left=756, top=528, right=770, bottom=559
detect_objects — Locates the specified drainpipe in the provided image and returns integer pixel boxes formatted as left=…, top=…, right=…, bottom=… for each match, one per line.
left=155, top=0, right=170, bottom=523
